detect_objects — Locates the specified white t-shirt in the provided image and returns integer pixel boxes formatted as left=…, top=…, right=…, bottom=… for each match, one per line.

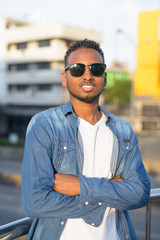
left=61, top=113, right=119, bottom=240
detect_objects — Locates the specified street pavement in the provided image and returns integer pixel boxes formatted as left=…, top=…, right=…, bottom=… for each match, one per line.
left=0, top=184, right=25, bottom=225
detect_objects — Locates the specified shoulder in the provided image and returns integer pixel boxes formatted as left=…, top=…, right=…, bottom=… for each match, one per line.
left=108, top=112, right=129, bottom=125
left=110, top=113, right=138, bottom=144
left=33, top=105, right=65, bottom=121
left=100, top=106, right=131, bottom=127
left=100, top=106, right=138, bottom=144
left=27, top=105, right=65, bottom=131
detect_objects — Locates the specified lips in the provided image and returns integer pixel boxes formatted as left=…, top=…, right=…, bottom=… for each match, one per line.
left=81, top=85, right=94, bottom=92
left=80, top=82, right=95, bottom=92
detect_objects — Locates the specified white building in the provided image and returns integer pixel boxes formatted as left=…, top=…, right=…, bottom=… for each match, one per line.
left=0, top=18, right=102, bottom=137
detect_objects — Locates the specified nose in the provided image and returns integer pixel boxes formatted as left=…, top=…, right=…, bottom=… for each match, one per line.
left=83, top=66, right=93, bottom=80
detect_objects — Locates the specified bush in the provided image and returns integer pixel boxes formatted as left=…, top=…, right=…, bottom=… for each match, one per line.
left=0, top=138, right=22, bottom=147
left=103, top=80, right=131, bottom=106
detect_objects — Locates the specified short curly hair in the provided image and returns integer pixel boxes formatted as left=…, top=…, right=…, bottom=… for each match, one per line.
left=64, top=39, right=105, bottom=66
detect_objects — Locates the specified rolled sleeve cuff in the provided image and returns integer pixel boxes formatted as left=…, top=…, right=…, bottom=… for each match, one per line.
left=78, top=175, right=95, bottom=208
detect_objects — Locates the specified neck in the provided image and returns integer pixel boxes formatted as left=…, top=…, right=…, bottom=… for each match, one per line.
left=71, top=99, right=102, bottom=125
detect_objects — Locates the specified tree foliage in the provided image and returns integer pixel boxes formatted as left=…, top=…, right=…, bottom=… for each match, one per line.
left=103, top=80, right=131, bottom=106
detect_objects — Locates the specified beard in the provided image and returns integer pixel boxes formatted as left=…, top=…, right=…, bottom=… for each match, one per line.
left=67, top=84, right=103, bottom=103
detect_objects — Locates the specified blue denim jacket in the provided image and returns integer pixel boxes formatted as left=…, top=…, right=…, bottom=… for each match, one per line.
left=21, top=101, right=150, bottom=240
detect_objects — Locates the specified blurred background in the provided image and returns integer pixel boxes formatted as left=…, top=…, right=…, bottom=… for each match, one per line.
left=0, top=0, right=160, bottom=239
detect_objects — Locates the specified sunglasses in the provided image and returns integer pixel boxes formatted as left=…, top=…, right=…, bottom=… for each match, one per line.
left=65, top=63, right=106, bottom=77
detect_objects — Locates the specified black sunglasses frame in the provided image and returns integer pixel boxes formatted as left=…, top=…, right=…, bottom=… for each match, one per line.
left=65, top=63, right=106, bottom=77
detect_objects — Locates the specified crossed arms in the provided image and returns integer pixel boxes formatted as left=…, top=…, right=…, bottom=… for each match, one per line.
left=54, top=174, right=123, bottom=196
left=22, top=118, right=150, bottom=219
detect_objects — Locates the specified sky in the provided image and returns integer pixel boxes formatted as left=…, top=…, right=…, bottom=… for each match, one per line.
left=0, top=0, right=160, bottom=70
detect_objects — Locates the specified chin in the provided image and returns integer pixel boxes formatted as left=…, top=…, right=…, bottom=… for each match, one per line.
left=74, top=94, right=100, bottom=103
left=68, top=88, right=103, bottom=104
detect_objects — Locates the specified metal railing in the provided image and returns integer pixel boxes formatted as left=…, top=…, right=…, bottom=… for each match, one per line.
left=0, top=217, right=32, bottom=240
left=145, top=188, right=160, bottom=240
left=0, top=188, right=160, bottom=240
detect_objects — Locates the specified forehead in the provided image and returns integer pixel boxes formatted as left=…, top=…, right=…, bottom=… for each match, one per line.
left=67, top=48, right=103, bottom=64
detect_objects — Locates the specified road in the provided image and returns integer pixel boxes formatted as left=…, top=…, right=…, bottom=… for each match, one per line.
left=0, top=159, right=22, bottom=174
left=0, top=184, right=25, bottom=225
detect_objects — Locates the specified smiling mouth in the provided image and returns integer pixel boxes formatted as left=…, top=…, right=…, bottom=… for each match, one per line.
left=81, top=85, right=94, bottom=92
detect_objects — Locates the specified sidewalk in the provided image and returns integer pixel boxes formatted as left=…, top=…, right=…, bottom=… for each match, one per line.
left=0, top=159, right=22, bottom=188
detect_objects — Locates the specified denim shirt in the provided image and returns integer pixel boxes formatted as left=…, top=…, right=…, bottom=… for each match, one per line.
left=21, top=101, right=150, bottom=240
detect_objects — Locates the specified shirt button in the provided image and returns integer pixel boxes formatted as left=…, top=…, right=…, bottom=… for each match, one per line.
left=98, top=202, right=102, bottom=206
left=91, top=223, right=95, bottom=226
left=85, top=201, right=88, bottom=205
left=126, top=147, right=129, bottom=150
left=126, top=235, right=129, bottom=239
left=61, top=221, right=64, bottom=225
left=63, top=146, right=67, bottom=150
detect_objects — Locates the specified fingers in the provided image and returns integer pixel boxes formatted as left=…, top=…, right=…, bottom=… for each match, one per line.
left=110, top=175, right=123, bottom=182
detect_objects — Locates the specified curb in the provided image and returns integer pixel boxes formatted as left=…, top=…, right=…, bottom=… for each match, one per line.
left=0, top=172, right=21, bottom=188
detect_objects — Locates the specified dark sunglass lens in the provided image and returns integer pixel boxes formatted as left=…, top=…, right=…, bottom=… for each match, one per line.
left=70, top=64, right=85, bottom=77
left=91, top=64, right=105, bottom=76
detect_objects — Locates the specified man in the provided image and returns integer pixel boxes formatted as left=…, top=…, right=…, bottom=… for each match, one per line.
left=22, top=39, right=150, bottom=240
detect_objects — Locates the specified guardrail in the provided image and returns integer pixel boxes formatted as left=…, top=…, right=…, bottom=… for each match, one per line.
left=145, top=188, right=160, bottom=240
left=0, top=217, right=32, bottom=240
left=0, top=188, right=160, bottom=240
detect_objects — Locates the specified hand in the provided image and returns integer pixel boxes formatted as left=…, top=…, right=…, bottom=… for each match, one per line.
left=54, top=174, right=80, bottom=196
left=110, top=175, right=123, bottom=182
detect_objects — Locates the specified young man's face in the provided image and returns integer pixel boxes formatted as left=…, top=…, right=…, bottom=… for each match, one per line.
left=62, top=48, right=106, bottom=104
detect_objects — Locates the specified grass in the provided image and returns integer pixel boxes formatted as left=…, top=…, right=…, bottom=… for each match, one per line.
left=0, top=138, right=22, bottom=147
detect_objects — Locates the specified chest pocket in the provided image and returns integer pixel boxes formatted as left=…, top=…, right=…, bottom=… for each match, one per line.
left=116, top=138, right=133, bottom=176
left=121, top=139, right=132, bottom=151
left=52, top=139, right=78, bottom=174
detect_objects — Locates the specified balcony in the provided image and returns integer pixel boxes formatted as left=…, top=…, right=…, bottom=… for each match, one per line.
left=5, top=46, right=66, bottom=62
left=6, top=86, right=65, bottom=106
left=6, top=69, right=62, bottom=85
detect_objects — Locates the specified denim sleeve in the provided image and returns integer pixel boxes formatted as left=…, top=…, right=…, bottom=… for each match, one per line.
left=21, top=117, right=99, bottom=219
left=78, top=143, right=150, bottom=211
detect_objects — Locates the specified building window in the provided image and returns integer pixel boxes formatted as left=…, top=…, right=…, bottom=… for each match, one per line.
left=142, top=105, right=160, bottom=117
left=8, top=85, right=15, bottom=91
left=8, top=64, right=16, bottom=71
left=8, top=85, right=28, bottom=91
left=143, top=121, right=160, bottom=130
left=17, top=42, right=27, bottom=49
left=8, top=63, right=28, bottom=71
left=65, top=39, right=74, bottom=48
left=38, top=39, right=50, bottom=47
left=37, top=62, right=50, bottom=69
left=17, top=64, right=28, bottom=71
left=7, top=44, right=11, bottom=50
left=16, top=85, right=28, bottom=91
left=38, top=84, right=52, bottom=91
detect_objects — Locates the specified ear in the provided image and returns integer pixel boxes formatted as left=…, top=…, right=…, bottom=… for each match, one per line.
left=104, top=72, right=107, bottom=86
left=62, top=72, right=67, bottom=87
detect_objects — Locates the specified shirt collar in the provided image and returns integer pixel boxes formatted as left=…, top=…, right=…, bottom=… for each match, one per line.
left=63, top=101, right=111, bottom=122
left=63, top=101, right=74, bottom=116
left=98, top=105, right=111, bottom=122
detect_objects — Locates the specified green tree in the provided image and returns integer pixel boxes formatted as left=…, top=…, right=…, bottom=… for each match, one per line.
left=103, top=80, right=131, bottom=106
